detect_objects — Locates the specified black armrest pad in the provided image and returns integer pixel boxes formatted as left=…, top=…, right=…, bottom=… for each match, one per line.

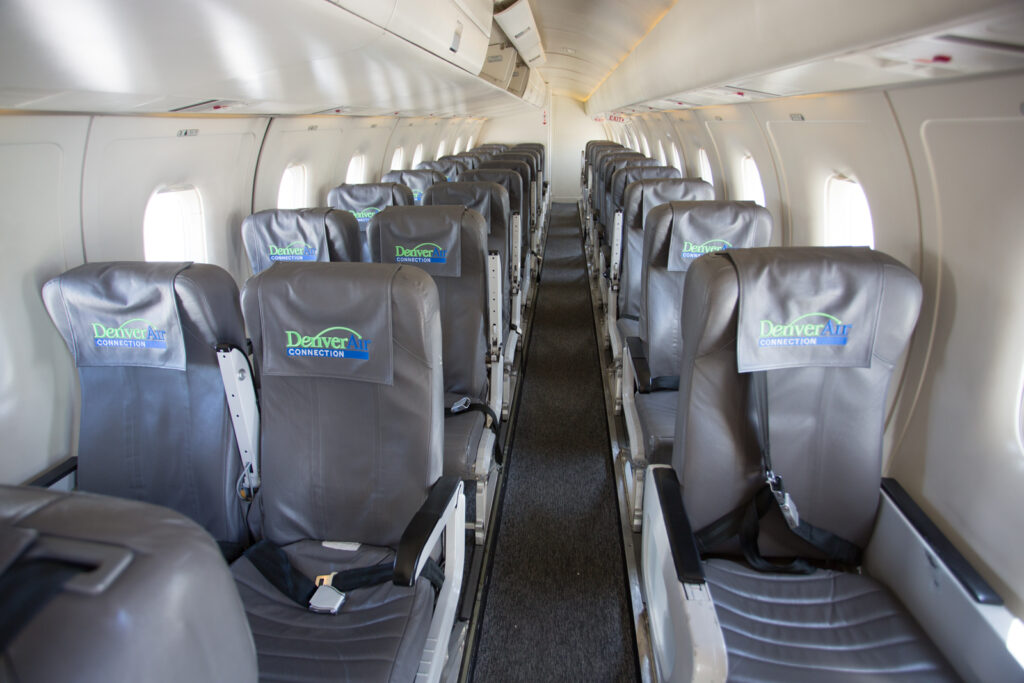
left=394, top=475, right=460, bottom=586
left=25, top=457, right=78, bottom=488
left=652, top=468, right=705, bottom=584
left=626, top=336, right=653, bottom=394
left=881, top=478, right=1002, bottom=605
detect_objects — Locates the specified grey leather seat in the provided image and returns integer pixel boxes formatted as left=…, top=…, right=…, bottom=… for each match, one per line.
left=0, top=484, right=257, bottom=682
left=595, top=151, right=648, bottom=228
left=642, top=246, right=957, bottom=682
left=382, top=169, right=446, bottom=205
left=480, top=159, right=532, bottom=237
left=601, top=158, right=662, bottom=231
left=242, top=207, right=361, bottom=275
left=416, top=158, right=468, bottom=182
left=493, top=153, right=538, bottom=218
left=326, top=182, right=414, bottom=261
left=367, top=207, right=499, bottom=543
left=606, top=164, right=682, bottom=237
left=423, top=180, right=512, bottom=342
left=42, top=262, right=251, bottom=552
left=442, top=153, right=480, bottom=170
left=232, top=261, right=464, bottom=682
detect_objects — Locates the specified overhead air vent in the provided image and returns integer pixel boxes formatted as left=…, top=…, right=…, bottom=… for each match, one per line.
left=170, top=99, right=244, bottom=113
left=494, top=0, right=546, bottom=67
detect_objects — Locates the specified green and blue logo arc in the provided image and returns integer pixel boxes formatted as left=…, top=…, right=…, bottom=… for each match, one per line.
left=285, top=326, right=372, bottom=360
left=758, top=313, right=851, bottom=348
left=92, top=318, right=168, bottom=349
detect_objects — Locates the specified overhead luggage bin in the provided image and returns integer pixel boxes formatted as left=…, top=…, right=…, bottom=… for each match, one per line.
left=0, top=484, right=257, bottom=682
left=242, top=207, right=362, bottom=275
left=233, top=261, right=465, bottom=682
left=41, top=262, right=256, bottom=555
left=480, top=43, right=518, bottom=89
left=641, top=247, right=1024, bottom=682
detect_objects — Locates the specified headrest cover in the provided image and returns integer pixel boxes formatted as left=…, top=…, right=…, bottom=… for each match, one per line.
left=666, top=202, right=771, bottom=273
left=381, top=170, right=445, bottom=204
left=425, top=182, right=506, bottom=234
left=254, top=262, right=395, bottom=385
left=51, top=262, right=188, bottom=371
left=327, top=183, right=411, bottom=225
left=727, top=247, right=883, bottom=372
left=372, top=206, right=463, bottom=278
left=242, top=208, right=332, bottom=273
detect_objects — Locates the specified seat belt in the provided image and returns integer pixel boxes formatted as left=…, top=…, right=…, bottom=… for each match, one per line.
left=695, top=371, right=862, bottom=573
left=242, top=540, right=444, bottom=615
left=446, top=396, right=503, bottom=464
left=0, top=557, right=89, bottom=650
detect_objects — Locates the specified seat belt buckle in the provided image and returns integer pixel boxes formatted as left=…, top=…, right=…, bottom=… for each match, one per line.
left=450, top=396, right=471, bottom=414
left=315, top=572, right=337, bottom=587
left=768, top=472, right=800, bottom=530
left=308, top=584, right=346, bottom=614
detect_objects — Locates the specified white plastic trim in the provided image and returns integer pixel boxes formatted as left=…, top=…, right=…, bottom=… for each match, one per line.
left=216, top=346, right=260, bottom=495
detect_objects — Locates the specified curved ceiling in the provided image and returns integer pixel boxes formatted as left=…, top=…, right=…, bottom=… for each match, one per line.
left=521, top=0, right=677, bottom=101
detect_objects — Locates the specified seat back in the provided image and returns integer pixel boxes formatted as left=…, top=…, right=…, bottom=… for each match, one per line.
left=326, top=182, right=414, bottom=260
left=368, top=206, right=489, bottom=404
left=464, top=149, right=496, bottom=163
left=513, top=143, right=544, bottom=170
left=674, top=247, right=922, bottom=558
left=460, top=168, right=526, bottom=276
left=597, top=151, right=647, bottom=222
left=619, top=178, right=715, bottom=319
left=0, top=484, right=257, bottom=682
left=479, top=159, right=532, bottom=235
left=608, top=165, right=681, bottom=223
left=381, top=169, right=446, bottom=205
left=586, top=141, right=623, bottom=196
left=443, top=154, right=481, bottom=170
left=42, top=262, right=248, bottom=547
left=242, top=261, right=443, bottom=547
left=602, top=158, right=663, bottom=228
left=640, top=201, right=773, bottom=379
left=416, top=158, right=469, bottom=182
left=242, top=208, right=361, bottom=275
left=424, top=181, right=511, bottom=339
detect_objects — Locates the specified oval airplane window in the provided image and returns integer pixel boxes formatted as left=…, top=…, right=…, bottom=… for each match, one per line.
left=671, top=142, right=684, bottom=173
left=467, top=135, right=476, bottom=150
left=143, top=186, right=206, bottom=262
left=740, top=155, right=766, bottom=206
left=345, top=154, right=366, bottom=184
left=390, top=147, right=405, bottom=171
left=698, top=148, right=714, bottom=186
left=277, top=164, right=308, bottom=209
left=640, top=134, right=651, bottom=158
left=436, top=140, right=447, bottom=159
left=453, top=137, right=464, bottom=155
left=656, top=140, right=667, bottom=166
left=412, top=143, right=424, bottom=169
left=825, top=174, right=874, bottom=248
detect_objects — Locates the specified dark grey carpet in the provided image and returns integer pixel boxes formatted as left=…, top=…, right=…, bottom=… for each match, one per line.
left=471, top=203, right=638, bottom=682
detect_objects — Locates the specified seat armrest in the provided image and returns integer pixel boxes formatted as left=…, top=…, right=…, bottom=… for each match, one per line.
left=394, top=475, right=463, bottom=586
left=880, top=478, right=1001, bottom=605
left=626, top=336, right=653, bottom=394
left=25, top=457, right=78, bottom=488
left=651, top=467, right=705, bottom=584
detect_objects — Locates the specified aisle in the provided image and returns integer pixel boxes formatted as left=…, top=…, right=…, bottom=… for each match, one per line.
left=471, top=203, right=638, bottom=682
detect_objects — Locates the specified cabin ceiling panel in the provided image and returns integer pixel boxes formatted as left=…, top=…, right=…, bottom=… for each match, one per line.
left=0, top=0, right=537, bottom=117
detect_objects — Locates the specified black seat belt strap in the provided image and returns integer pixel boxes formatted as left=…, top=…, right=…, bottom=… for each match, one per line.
left=446, top=397, right=504, bottom=465
left=0, top=558, right=89, bottom=651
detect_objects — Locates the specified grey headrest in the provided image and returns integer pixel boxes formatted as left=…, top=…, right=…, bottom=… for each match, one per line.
left=459, top=169, right=523, bottom=216
left=443, top=154, right=481, bottom=170
left=368, top=207, right=489, bottom=402
left=494, top=153, right=536, bottom=180
left=611, top=165, right=682, bottom=209
left=640, top=202, right=773, bottom=378
left=598, top=151, right=646, bottom=182
left=623, top=178, right=715, bottom=232
left=0, top=485, right=257, bottom=682
left=242, top=208, right=360, bottom=275
left=728, top=247, right=890, bottom=372
left=42, top=262, right=190, bottom=371
left=326, top=182, right=414, bottom=225
left=423, top=181, right=511, bottom=237
left=479, top=159, right=530, bottom=188
left=674, top=248, right=922, bottom=556
left=243, top=262, right=443, bottom=546
left=381, top=170, right=446, bottom=204
left=416, top=159, right=468, bottom=182
left=463, top=150, right=495, bottom=162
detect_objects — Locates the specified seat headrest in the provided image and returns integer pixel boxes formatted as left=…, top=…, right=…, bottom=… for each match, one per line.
left=248, top=262, right=400, bottom=385
left=424, top=181, right=510, bottom=233
left=326, top=183, right=413, bottom=224
left=369, top=206, right=466, bottom=278
left=381, top=170, right=446, bottom=204
left=650, top=201, right=772, bottom=273
left=459, top=169, right=523, bottom=208
left=241, top=208, right=360, bottom=275
left=44, top=262, right=190, bottom=371
left=613, top=165, right=681, bottom=195
left=726, top=247, right=896, bottom=372
left=415, top=159, right=467, bottom=182
left=623, top=178, right=715, bottom=231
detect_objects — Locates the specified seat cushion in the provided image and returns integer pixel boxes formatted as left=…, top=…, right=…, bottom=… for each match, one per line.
left=617, top=317, right=640, bottom=343
left=635, top=390, right=677, bottom=465
left=444, top=394, right=485, bottom=480
left=232, top=540, right=434, bottom=682
left=704, top=559, right=957, bottom=682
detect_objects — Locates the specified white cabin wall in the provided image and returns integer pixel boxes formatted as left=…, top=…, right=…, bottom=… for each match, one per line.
left=477, top=103, right=551, bottom=170
left=664, top=110, right=725, bottom=196
left=550, top=95, right=605, bottom=202
left=81, top=116, right=268, bottom=283
left=0, top=115, right=89, bottom=484
left=886, top=71, right=1024, bottom=617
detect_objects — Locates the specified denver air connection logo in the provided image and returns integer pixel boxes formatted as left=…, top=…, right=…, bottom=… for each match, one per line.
left=758, top=313, right=851, bottom=348
left=680, top=239, right=731, bottom=259
left=285, top=326, right=372, bottom=360
left=352, top=207, right=381, bottom=224
left=394, top=243, right=448, bottom=264
left=411, top=189, right=424, bottom=203
left=268, top=241, right=317, bottom=262
left=92, top=318, right=168, bottom=349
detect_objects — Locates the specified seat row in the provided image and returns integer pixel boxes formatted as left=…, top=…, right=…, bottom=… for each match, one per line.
left=580, top=138, right=1022, bottom=682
